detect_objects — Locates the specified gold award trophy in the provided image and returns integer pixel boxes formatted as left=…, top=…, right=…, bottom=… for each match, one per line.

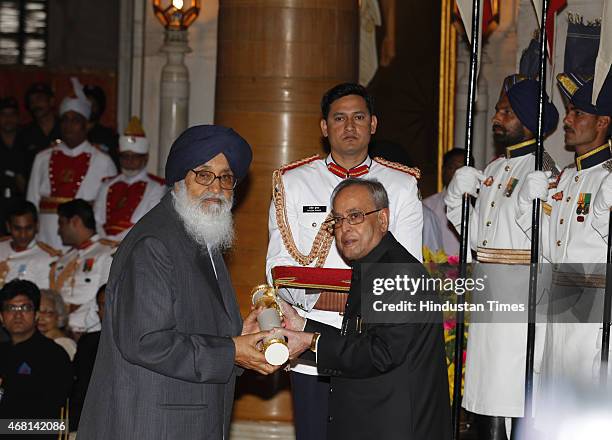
left=251, top=284, right=289, bottom=366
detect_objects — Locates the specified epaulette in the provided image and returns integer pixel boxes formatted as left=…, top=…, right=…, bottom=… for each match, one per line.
left=147, top=173, right=166, bottom=185
left=373, top=157, right=421, bottom=180
left=36, top=241, right=62, bottom=257
left=543, top=151, right=561, bottom=178
left=99, top=238, right=120, bottom=248
left=0, top=236, right=10, bottom=242
left=277, top=155, right=321, bottom=175
left=603, top=159, right=612, bottom=172
left=102, top=174, right=119, bottom=183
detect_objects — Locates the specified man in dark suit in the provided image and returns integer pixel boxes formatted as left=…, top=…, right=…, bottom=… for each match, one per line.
left=275, top=178, right=451, bottom=440
left=78, top=125, right=279, bottom=439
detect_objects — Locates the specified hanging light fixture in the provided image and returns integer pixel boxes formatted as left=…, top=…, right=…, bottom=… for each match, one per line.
left=152, top=0, right=201, bottom=30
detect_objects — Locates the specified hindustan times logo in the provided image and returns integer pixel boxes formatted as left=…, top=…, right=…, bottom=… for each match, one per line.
left=371, top=274, right=486, bottom=296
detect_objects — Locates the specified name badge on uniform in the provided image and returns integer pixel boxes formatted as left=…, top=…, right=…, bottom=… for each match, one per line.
left=576, top=192, right=591, bottom=222
left=504, top=178, right=519, bottom=197
left=83, top=258, right=95, bottom=272
left=303, top=206, right=326, bottom=213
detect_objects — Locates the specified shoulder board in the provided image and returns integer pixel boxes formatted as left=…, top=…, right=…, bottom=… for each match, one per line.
left=542, top=151, right=561, bottom=178
left=603, top=160, right=612, bottom=172
left=373, top=157, right=421, bottom=180
left=0, top=235, right=10, bottom=242
left=36, top=241, right=62, bottom=257
left=99, top=238, right=120, bottom=248
left=147, top=173, right=166, bottom=185
left=102, top=174, right=119, bottom=183
left=277, top=155, right=321, bottom=175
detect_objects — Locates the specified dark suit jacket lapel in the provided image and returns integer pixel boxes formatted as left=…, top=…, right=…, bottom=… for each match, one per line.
left=211, top=250, right=242, bottom=332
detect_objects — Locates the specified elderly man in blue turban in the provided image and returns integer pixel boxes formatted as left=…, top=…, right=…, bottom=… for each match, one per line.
left=78, top=125, right=279, bottom=440
left=445, top=74, right=559, bottom=440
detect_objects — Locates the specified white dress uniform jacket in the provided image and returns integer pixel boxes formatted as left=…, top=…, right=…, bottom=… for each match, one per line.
left=517, top=142, right=612, bottom=391
left=446, top=140, right=555, bottom=417
left=266, top=154, right=423, bottom=375
left=94, top=170, right=167, bottom=241
left=0, top=238, right=61, bottom=289
left=50, top=234, right=114, bottom=333
left=27, top=141, right=117, bottom=249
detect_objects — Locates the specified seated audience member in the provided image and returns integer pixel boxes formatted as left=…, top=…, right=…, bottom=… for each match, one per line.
left=275, top=178, right=451, bottom=440
left=50, top=200, right=113, bottom=335
left=37, top=289, right=77, bottom=360
left=94, top=117, right=166, bottom=241
left=84, top=85, right=119, bottom=166
left=18, top=82, right=61, bottom=176
left=0, top=279, right=73, bottom=435
left=0, top=200, right=61, bottom=289
left=70, top=284, right=104, bottom=432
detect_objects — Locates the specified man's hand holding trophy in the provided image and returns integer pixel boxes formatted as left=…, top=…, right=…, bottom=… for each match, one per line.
left=250, top=285, right=290, bottom=366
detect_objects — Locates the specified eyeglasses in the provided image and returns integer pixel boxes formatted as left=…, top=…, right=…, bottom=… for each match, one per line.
left=327, top=209, right=382, bottom=229
left=190, top=169, right=237, bottom=190
left=2, top=303, right=35, bottom=313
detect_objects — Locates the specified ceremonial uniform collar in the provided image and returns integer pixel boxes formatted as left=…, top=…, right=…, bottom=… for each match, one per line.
left=59, top=140, right=90, bottom=157
left=75, top=234, right=99, bottom=251
left=10, top=239, right=36, bottom=253
left=505, top=139, right=537, bottom=159
left=325, top=154, right=372, bottom=179
left=120, top=168, right=148, bottom=184
left=575, top=142, right=612, bottom=171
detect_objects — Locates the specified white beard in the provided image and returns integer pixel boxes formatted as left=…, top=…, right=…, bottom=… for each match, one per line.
left=172, top=182, right=235, bottom=252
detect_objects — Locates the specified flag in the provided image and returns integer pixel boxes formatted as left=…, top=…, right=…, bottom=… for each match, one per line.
left=593, top=0, right=612, bottom=105
left=455, top=0, right=493, bottom=43
left=532, top=0, right=567, bottom=61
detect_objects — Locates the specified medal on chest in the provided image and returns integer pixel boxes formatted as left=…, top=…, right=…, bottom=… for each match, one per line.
left=483, top=176, right=494, bottom=187
left=83, top=258, right=95, bottom=272
left=504, top=177, right=519, bottom=197
left=576, top=193, right=591, bottom=222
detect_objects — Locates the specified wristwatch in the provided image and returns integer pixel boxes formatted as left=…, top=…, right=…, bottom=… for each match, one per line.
left=310, top=332, right=321, bottom=353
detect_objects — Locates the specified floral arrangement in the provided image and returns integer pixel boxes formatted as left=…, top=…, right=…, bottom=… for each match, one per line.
left=422, top=246, right=468, bottom=401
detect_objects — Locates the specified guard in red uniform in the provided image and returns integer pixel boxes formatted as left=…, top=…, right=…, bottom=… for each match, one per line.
left=93, top=117, right=166, bottom=241
left=26, top=78, right=116, bottom=249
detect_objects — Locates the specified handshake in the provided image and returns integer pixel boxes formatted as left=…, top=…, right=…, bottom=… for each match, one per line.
left=232, top=289, right=316, bottom=376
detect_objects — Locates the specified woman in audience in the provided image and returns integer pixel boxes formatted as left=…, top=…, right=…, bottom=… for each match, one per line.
left=37, top=289, right=77, bottom=360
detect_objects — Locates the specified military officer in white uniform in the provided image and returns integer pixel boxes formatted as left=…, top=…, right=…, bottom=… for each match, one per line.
left=51, top=199, right=113, bottom=334
left=445, top=75, right=559, bottom=439
left=94, top=117, right=166, bottom=241
left=518, top=73, right=612, bottom=398
left=0, top=200, right=60, bottom=289
left=266, top=83, right=423, bottom=439
left=27, top=78, right=116, bottom=249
